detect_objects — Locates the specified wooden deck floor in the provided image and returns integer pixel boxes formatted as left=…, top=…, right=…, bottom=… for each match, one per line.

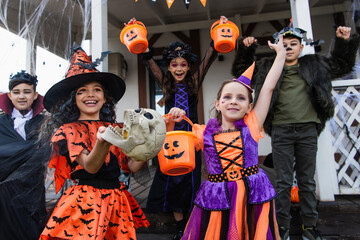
left=45, top=164, right=360, bottom=238
left=129, top=164, right=157, bottom=209
left=131, top=165, right=360, bottom=238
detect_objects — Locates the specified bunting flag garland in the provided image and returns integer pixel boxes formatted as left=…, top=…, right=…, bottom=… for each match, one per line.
left=200, top=0, right=206, bottom=7
left=134, top=0, right=206, bottom=8
left=184, top=0, right=191, bottom=9
left=166, top=0, right=174, bottom=8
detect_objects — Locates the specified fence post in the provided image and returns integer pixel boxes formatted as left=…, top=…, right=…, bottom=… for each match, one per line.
left=315, top=122, right=339, bottom=201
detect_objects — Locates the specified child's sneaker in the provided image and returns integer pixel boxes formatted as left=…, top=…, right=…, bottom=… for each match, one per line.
left=302, top=225, right=323, bottom=240
left=279, top=226, right=290, bottom=240
left=173, top=230, right=183, bottom=240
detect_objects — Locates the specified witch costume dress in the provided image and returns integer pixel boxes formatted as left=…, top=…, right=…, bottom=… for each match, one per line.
left=39, top=43, right=149, bottom=240
left=0, top=93, right=47, bottom=240
left=143, top=44, right=218, bottom=215
left=182, top=111, right=279, bottom=240
left=40, top=121, right=149, bottom=240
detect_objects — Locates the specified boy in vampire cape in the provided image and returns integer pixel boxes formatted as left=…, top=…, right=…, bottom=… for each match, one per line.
left=0, top=71, right=48, bottom=240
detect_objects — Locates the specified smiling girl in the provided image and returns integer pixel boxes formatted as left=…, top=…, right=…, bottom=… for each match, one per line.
left=39, top=44, right=149, bottom=239
left=141, top=16, right=227, bottom=240
left=165, top=35, right=285, bottom=240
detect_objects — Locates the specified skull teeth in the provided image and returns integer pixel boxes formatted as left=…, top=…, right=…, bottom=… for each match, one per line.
left=107, top=125, right=124, bottom=138
left=109, top=126, right=120, bottom=135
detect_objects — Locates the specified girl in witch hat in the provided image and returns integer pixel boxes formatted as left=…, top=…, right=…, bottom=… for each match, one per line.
left=39, top=43, right=149, bottom=240
left=165, top=36, right=285, bottom=240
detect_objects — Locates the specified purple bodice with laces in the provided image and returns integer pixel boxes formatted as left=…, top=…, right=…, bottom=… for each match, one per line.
left=194, top=118, right=276, bottom=210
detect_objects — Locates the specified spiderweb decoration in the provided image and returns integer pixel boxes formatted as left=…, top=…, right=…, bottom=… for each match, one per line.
left=0, top=0, right=91, bottom=93
left=0, top=0, right=92, bottom=203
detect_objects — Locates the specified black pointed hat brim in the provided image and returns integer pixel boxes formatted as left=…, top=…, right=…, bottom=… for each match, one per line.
left=43, top=72, right=126, bottom=111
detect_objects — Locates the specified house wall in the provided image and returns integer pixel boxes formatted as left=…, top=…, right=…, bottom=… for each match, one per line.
left=108, top=13, right=345, bottom=156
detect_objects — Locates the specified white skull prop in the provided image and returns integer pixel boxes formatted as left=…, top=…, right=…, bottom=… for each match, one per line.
left=101, top=108, right=166, bottom=161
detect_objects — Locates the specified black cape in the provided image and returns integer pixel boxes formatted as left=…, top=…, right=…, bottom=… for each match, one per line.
left=0, top=95, right=49, bottom=240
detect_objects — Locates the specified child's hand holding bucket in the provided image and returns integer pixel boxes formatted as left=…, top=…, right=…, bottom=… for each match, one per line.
left=164, top=107, right=186, bottom=131
left=127, top=18, right=137, bottom=25
left=166, top=107, right=186, bottom=122
left=120, top=18, right=148, bottom=54
left=219, top=15, right=228, bottom=24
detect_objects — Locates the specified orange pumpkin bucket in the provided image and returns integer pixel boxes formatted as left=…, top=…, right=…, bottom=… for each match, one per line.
left=291, top=185, right=300, bottom=203
left=210, top=20, right=239, bottom=53
left=158, top=115, right=196, bottom=176
left=120, top=21, right=148, bottom=54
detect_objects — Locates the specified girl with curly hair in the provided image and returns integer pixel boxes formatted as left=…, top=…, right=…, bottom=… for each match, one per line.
left=39, top=44, right=149, bottom=240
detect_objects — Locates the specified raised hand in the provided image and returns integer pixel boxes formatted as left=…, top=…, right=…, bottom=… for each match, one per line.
left=220, top=16, right=228, bottom=24
left=336, top=26, right=351, bottom=40
left=243, top=36, right=257, bottom=47
left=126, top=18, right=137, bottom=26
left=268, top=35, right=285, bottom=56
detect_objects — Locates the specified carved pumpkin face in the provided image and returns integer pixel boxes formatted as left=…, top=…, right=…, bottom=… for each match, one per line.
left=163, top=140, right=185, bottom=160
left=220, top=27, right=233, bottom=38
left=125, top=30, right=138, bottom=42
left=227, top=167, right=240, bottom=181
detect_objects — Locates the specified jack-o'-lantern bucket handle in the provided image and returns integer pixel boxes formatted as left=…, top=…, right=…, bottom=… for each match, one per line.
left=158, top=114, right=196, bottom=176
left=210, top=20, right=239, bottom=53
left=120, top=20, right=148, bottom=54
left=163, top=114, right=194, bottom=129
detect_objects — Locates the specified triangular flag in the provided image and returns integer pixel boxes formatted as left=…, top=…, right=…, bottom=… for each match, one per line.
left=167, top=0, right=174, bottom=8
left=184, top=0, right=191, bottom=9
left=200, top=0, right=206, bottom=7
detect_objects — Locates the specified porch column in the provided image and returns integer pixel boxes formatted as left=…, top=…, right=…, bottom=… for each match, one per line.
left=315, top=123, right=339, bottom=201
left=290, top=0, right=338, bottom=201
left=25, top=39, right=36, bottom=75
left=289, top=0, right=314, bottom=55
left=91, top=0, right=108, bottom=71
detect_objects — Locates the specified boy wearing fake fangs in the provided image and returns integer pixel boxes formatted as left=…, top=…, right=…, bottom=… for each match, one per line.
left=232, top=26, right=360, bottom=240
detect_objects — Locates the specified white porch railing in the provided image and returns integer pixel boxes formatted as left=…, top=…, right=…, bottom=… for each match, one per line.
left=329, top=79, right=360, bottom=195
left=309, top=79, right=360, bottom=201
